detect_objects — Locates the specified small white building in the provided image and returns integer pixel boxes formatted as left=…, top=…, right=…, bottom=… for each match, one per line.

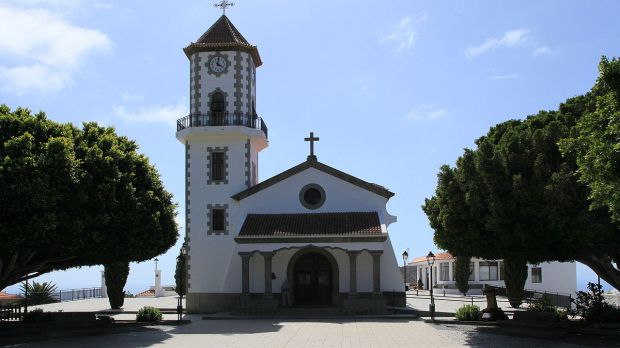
left=410, top=252, right=576, bottom=296
left=177, top=15, right=404, bottom=313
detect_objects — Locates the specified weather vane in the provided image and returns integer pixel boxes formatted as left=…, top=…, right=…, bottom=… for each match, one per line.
left=214, top=0, right=234, bottom=15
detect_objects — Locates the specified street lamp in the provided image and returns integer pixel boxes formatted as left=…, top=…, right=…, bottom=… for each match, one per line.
left=426, top=251, right=436, bottom=321
left=177, top=243, right=187, bottom=322
left=402, top=250, right=409, bottom=291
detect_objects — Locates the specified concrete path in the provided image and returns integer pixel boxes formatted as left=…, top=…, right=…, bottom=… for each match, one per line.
left=16, top=316, right=592, bottom=348
left=405, top=290, right=527, bottom=315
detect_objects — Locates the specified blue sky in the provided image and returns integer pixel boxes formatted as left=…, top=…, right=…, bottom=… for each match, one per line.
left=2, top=0, right=618, bottom=294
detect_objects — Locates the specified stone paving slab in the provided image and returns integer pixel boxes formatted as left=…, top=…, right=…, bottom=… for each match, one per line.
left=15, top=316, right=594, bottom=348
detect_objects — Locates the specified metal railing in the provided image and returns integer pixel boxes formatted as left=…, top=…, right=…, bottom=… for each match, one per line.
left=176, top=112, right=268, bottom=138
left=52, top=287, right=103, bottom=302
left=0, top=303, right=22, bottom=322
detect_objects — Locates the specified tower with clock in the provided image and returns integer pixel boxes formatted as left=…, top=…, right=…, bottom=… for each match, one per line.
left=176, top=10, right=404, bottom=314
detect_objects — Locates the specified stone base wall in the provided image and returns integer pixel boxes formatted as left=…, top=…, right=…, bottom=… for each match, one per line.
left=188, top=291, right=406, bottom=313
left=186, top=292, right=241, bottom=313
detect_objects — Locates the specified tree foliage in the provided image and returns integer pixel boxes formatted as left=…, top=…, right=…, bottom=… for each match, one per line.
left=20, top=281, right=58, bottom=305
left=453, top=256, right=471, bottom=296
left=560, top=57, right=620, bottom=222
left=0, top=106, right=178, bottom=291
left=423, top=57, right=620, bottom=293
left=104, top=262, right=129, bottom=309
left=175, top=249, right=186, bottom=297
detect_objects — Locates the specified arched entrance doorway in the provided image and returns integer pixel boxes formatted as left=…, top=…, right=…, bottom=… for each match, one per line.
left=290, top=251, right=335, bottom=305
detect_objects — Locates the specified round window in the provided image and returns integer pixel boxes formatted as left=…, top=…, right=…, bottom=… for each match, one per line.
left=299, top=184, right=325, bottom=209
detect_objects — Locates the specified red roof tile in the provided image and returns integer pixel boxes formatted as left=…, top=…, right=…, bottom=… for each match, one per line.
left=238, top=212, right=382, bottom=237
left=410, top=252, right=453, bottom=264
left=136, top=289, right=155, bottom=297
left=183, top=15, right=262, bottom=66
left=0, top=291, right=20, bottom=301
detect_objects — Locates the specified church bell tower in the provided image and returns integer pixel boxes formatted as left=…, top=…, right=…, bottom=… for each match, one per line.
left=176, top=13, right=268, bottom=308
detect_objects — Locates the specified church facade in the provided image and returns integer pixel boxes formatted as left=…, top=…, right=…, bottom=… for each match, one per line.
left=176, top=15, right=404, bottom=313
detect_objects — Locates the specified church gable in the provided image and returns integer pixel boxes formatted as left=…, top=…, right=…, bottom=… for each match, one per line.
left=231, top=158, right=394, bottom=202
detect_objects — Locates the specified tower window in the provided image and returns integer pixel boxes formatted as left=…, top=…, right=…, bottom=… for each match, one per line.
left=210, top=91, right=226, bottom=126
left=207, top=147, right=228, bottom=185
left=211, top=92, right=225, bottom=112
left=212, top=209, right=225, bottom=231
left=211, top=152, right=225, bottom=181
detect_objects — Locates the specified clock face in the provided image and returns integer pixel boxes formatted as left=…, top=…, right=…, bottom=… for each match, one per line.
left=209, top=56, right=227, bottom=73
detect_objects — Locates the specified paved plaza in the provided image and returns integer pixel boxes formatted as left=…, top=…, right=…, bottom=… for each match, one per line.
left=11, top=295, right=616, bottom=347
left=16, top=316, right=595, bottom=348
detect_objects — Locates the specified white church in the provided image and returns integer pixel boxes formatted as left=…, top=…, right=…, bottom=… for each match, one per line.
left=176, top=15, right=404, bottom=313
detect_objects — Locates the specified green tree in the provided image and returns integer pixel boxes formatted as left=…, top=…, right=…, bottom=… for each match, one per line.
left=560, top=56, right=620, bottom=222
left=104, top=262, right=129, bottom=309
left=20, top=281, right=58, bottom=305
left=453, top=256, right=471, bottom=296
left=423, top=58, right=620, bottom=294
left=175, top=249, right=186, bottom=297
left=0, top=106, right=178, bottom=291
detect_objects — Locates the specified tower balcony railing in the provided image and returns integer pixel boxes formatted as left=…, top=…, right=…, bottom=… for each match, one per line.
left=177, top=112, right=268, bottom=138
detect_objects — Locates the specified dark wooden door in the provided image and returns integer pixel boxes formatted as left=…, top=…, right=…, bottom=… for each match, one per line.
left=293, top=253, right=332, bottom=305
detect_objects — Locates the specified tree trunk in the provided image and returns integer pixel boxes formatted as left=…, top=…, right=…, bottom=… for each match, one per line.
left=503, top=257, right=528, bottom=308
left=577, top=254, right=620, bottom=291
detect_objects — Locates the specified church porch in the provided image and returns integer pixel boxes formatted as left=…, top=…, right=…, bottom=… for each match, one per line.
left=235, top=244, right=400, bottom=314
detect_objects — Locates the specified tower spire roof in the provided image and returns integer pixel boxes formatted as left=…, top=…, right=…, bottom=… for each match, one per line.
left=184, top=15, right=262, bottom=66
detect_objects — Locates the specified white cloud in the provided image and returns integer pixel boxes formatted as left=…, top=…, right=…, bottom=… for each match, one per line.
left=380, top=14, right=426, bottom=52
left=465, top=29, right=530, bottom=58
left=0, top=5, right=112, bottom=93
left=113, top=98, right=188, bottom=125
left=488, top=72, right=519, bottom=81
left=407, top=105, right=447, bottom=121
left=533, top=46, right=552, bottom=56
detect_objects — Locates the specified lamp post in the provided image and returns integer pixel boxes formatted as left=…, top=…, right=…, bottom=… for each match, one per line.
left=426, top=251, right=436, bottom=321
left=177, top=244, right=187, bottom=322
left=402, top=250, right=409, bottom=291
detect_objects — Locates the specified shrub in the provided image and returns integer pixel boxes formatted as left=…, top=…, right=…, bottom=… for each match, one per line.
left=455, top=304, right=481, bottom=321
left=23, top=308, right=51, bottom=323
left=574, top=282, right=620, bottom=323
left=136, top=306, right=162, bottom=323
left=528, top=295, right=569, bottom=320
left=453, top=256, right=471, bottom=295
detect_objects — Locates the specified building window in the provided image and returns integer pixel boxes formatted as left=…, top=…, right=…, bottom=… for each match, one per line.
left=499, top=261, right=505, bottom=281
left=440, top=262, right=450, bottom=281
left=207, top=147, right=228, bottom=185
left=211, top=152, right=225, bottom=181
left=210, top=92, right=226, bottom=126
left=469, top=262, right=475, bottom=281
left=211, top=209, right=225, bottom=231
left=299, top=183, right=326, bottom=210
left=479, top=261, right=499, bottom=281
left=531, top=267, right=542, bottom=283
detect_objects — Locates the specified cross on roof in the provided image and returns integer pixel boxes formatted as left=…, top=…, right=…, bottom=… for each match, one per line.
left=304, top=132, right=319, bottom=160
left=214, top=0, right=234, bottom=15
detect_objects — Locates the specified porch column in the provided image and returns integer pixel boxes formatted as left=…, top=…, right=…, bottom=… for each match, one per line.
left=370, top=251, right=383, bottom=297
left=262, top=252, right=274, bottom=298
left=239, top=252, right=252, bottom=295
left=347, top=251, right=360, bottom=298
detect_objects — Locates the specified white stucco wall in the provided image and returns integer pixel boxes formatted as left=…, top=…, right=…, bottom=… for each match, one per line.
left=413, top=257, right=576, bottom=295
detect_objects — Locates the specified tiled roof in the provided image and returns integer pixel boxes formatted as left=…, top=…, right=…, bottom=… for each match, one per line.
left=196, top=15, right=250, bottom=45
left=231, top=158, right=394, bottom=201
left=410, top=252, right=453, bottom=264
left=183, top=15, right=262, bottom=66
left=238, top=212, right=382, bottom=237
left=136, top=289, right=155, bottom=297
left=0, top=291, right=20, bottom=301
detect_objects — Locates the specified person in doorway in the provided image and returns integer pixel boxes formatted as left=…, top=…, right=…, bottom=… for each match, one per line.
left=281, top=277, right=291, bottom=307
